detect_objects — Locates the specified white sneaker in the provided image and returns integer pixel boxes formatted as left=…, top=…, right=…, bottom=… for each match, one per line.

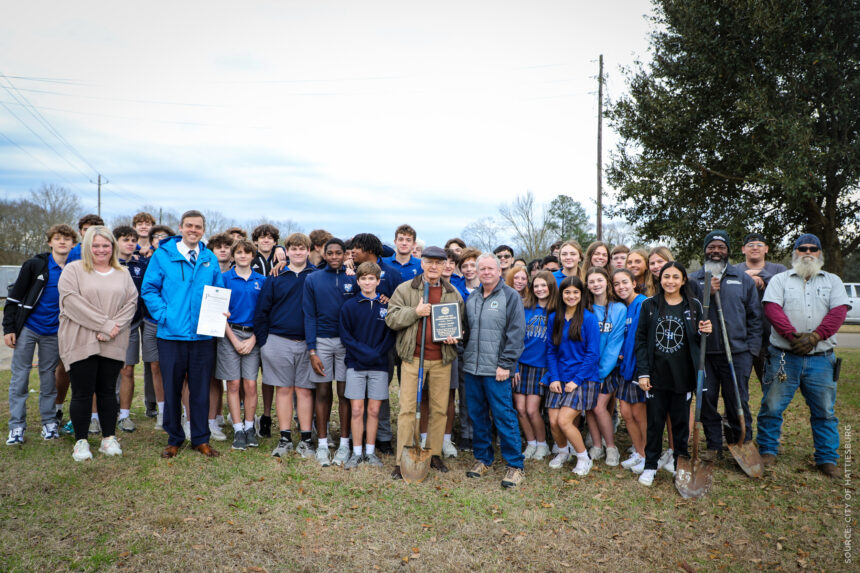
left=605, top=446, right=620, bottom=467
left=533, top=444, right=550, bottom=460
left=442, top=438, right=458, bottom=458
left=99, top=435, right=123, bottom=456
left=296, top=441, right=315, bottom=459
left=658, top=449, right=675, bottom=473
left=316, top=446, right=332, bottom=467
left=589, top=446, right=605, bottom=461
left=332, top=444, right=351, bottom=466
left=155, top=412, right=164, bottom=431
left=621, top=453, right=642, bottom=469
left=630, top=457, right=646, bottom=474
left=209, top=423, right=227, bottom=441
left=638, top=468, right=656, bottom=486
left=117, top=417, right=136, bottom=433
left=522, top=444, right=537, bottom=460
left=73, top=439, right=93, bottom=461
left=662, top=456, right=675, bottom=475
left=6, top=427, right=24, bottom=445
left=572, top=455, right=593, bottom=476
left=41, top=423, right=59, bottom=440
left=548, top=452, right=570, bottom=469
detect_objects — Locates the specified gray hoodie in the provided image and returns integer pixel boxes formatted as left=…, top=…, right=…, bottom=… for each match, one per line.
left=462, top=280, right=525, bottom=376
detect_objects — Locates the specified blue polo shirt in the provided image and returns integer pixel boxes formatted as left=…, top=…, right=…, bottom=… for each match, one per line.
left=553, top=269, right=578, bottom=287
left=25, top=256, right=62, bottom=335
left=383, top=254, right=422, bottom=284
left=222, top=268, right=266, bottom=328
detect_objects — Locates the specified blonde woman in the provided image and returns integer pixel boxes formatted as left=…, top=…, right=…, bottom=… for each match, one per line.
left=59, top=226, right=138, bottom=461
left=646, top=246, right=674, bottom=297
left=553, top=240, right=583, bottom=286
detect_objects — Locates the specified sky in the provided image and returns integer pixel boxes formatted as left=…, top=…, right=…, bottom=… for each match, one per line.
left=0, top=0, right=654, bottom=245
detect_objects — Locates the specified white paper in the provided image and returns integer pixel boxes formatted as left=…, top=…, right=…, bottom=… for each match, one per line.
left=196, top=285, right=231, bottom=337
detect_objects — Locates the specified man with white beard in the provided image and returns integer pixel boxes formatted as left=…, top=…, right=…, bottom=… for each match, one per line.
left=690, top=230, right=762, bottom=461
left=756, top=234, right=850, bottom=479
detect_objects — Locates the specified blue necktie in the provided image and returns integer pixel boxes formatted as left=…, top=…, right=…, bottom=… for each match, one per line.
left=189, top=250, right=197, bottom=266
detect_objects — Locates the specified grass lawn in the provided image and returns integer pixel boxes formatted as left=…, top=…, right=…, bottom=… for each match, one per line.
left=0, top=350, right=857, bottom=572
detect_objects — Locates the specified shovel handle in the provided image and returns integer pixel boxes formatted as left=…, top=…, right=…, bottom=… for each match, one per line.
left=694, top=272, right=711, bottom=423
left=714, top=291, right=746, bottom=443
left=416, top=282, right=430, bottom=407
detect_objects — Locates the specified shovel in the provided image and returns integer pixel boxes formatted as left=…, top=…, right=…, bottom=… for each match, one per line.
left=713, top=291, right=764, bottom=478
left=676, top=271, right=715, bottom=499
left=401, top=282, right=432, bottom=483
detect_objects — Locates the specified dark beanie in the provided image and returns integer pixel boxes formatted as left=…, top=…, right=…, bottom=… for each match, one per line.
left=794, top=233, right=822, bottom=250
left=704, top=230, right=730, bottom=253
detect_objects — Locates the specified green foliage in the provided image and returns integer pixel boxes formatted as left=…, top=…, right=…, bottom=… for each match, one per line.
left=546, top=195, right=595, bottom=247
left=607, top=0, right=860, bottom=272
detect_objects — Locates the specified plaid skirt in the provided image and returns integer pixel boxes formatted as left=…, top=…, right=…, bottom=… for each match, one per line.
left=513, top=364, right=546, bottom=396
left=600, top=368, right=623, bottom=395
left=617, top=378, right=647, bottom=404
left=544, top=380, right=599, bottom=411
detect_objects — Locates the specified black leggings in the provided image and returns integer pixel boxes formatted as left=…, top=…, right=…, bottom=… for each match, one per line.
left=645, top=388, right=692, bottom=470
left=69, top=355, right=123, bottom=441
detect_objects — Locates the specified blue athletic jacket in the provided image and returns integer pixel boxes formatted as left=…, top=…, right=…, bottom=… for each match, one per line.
left=520, top=305, right=549, bottom=368
left=339, top=293, right=395, bottom=372
left=619, top=294, right=647, bottom=381
left=141, top=236, right=224, bottom=341
left=253, top=265, right=315, bottom=347
left=377, top=258, right=402, bottom=298
left=545, top=309, right=600, bottom=386
left=302, top=266, right=357, bottom=350
left=590, top=301, right=627, bottom=380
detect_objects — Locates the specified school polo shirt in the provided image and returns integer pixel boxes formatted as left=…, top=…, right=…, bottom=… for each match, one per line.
left=383, top=254, right=422, bottom=284
left=24, top=256, right=62, bottom=335
left=222, top=268, right=266, bottom=328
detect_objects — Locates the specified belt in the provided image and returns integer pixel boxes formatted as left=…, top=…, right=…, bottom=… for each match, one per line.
left=228, top=323, right=254, bottom=333
left=807, top=350, right=833, bottom=357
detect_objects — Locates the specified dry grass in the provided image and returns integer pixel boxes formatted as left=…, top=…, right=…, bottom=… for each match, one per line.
left=0, top=350, right=857, bottom=572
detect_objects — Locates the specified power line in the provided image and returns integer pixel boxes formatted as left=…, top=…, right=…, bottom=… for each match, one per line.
left=0, top=129, right=89, bottom=196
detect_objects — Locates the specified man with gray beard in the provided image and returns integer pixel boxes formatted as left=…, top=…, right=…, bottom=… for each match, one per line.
left=757, top=234, right=850, bottom=479
left=690, top=230, right=762, bottom=461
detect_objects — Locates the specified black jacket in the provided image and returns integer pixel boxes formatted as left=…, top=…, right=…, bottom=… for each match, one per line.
left=634, top=295, right=705, bottom=380
left=690, top=265, right=762, bottom=356
left=3, top=252, right=52, bottom=336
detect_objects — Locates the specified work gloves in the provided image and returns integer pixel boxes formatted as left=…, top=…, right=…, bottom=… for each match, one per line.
left=791, top=331, right=821, bottom=355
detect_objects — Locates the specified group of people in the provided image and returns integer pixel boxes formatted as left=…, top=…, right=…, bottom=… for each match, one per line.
left=3, top=210, right=849, bottom=490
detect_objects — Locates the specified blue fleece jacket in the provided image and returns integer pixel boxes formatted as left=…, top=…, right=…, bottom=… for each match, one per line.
left=590, top=301, right=627, bottom=380
left=253, top=265, right=314, bottom=347
left=339, top=293, right=395, bottom=372
left=141, top=236, right=224, bottom=341
left=619, top=294, right=647, bottom=381
left=377, top=258, right=402, bottom=298
left=302, top=266, right=357, bottom=350
left=520, top=304, right=549, bottom=368
left=545, top=309, right=600, bottom=385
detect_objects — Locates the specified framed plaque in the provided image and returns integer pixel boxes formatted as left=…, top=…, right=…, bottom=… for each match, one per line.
left=431, top=302, right=462, bottom=342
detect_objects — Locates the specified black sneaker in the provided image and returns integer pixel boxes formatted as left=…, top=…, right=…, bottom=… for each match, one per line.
left=232, top=429, right=247, bottom=450
left=56, top=409, right=63, bottom=423
left=245, top=428, right=259, bottom=448
left=259, top=415, right=272, bottom=438
left=376, top=440, right=394, bottom=455
left=145, top=403, right=158, bottom=418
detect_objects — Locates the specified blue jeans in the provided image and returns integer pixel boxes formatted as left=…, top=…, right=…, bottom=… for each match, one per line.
left=464, top=373, right=524, bottom=469
left=757, top=346, right=839, bottom=465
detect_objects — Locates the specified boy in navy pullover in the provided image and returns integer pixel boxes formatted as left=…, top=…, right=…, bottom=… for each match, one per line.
left=339, top=262, right=395, bottom=469
left=254, top=233, right=316, bottom=459
left=302, top=238, right=356, bottom=466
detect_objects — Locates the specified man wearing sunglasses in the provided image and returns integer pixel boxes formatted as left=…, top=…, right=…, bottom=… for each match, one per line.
left=757, top=234, right=850, bottom=479
left=735, top=233, right=787, bottom=383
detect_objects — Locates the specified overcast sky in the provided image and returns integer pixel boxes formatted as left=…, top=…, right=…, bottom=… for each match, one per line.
left=0, top=0, right=654, bottom=245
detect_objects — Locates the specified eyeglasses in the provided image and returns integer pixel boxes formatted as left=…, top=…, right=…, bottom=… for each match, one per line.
left=797, top=246, right=820, bottom=253
left=745, top=242, right=766, bottom=249
left=497, top=253, right=512, bottom=259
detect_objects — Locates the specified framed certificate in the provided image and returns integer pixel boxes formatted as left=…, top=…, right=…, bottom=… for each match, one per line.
left=430, top=302, right=462, bottom=342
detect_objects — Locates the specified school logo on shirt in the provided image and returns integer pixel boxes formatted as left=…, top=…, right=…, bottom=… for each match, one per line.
left=490, top=300, right=499, bottom=309
left=344, top=283, right=353, bottom=293
left=526, top=314, right=546, bottom=340
left=656, top=315, right=684, bottom=354
left=379, top=308, right=388, bottom=319
left=381, top=271, right=386, bottom=278
left=599, top=321, right=613, bottom=333
left=132, top=266, right=141, bottom=276
left=254, top=281, right=261, bottom=290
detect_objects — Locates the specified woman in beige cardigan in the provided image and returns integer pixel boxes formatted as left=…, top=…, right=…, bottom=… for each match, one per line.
left=58, top=226, right=138, bottom=461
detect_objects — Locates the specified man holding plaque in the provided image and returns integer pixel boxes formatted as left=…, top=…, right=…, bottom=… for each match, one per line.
left=385, top=246, right=464, bottom=479
left=141, top=210, right=224, bottom=459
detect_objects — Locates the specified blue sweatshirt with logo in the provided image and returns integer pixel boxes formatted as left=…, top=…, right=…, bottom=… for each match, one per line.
left=302, top=265, right=357, bottom=350
left=253, top=265, right=314, bottom=347
left=619, top=294, right=647, bottom=381
left=590, top=301, right=627, bottom=380
left=519, top=304, right=549, bottom=368
left=338, top=293, right=395, bottom=372
left=545, top=309, right=600, bottom=386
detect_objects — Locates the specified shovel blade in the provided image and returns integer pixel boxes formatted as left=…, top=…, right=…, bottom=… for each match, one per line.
left=675, top=456, right=714, bottom=499
left=401, top=445, right=432, bottom=483
left=727, top=442, right=764, bottom=478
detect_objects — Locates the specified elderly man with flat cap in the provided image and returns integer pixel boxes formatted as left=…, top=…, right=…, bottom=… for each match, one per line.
left=385, top=246, right=464, bottom=480
left=757, top=233, right=850, bottom=479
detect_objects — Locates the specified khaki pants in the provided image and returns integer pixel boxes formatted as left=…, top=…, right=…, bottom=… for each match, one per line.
left=396, top=358, right=452, bottom=464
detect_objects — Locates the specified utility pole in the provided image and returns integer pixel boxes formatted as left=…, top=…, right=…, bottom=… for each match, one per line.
left=596, top=54, right=604, bottom=242
left=91, top=173, right=108, bottom=217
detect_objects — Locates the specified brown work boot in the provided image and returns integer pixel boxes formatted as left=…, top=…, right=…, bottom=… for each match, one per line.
left=466, top=461, right=491, bottom=478
left=760, top=453, right=777, bottom=467
left=430, top=455, right=449, bottom=473
left=390, top=465, right=403, bottom=480
left=501, top=467, right=525, bottom=489
left=817, top=462, right=842, bottom=480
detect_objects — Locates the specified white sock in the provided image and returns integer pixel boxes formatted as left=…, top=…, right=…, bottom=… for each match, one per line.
left=420, top=433, right=427, bottom=441
left=576, top=450, right=589, bottom=461
left=353, top=445, right=363, bottom=456
left=233, top=423, right=244, bottom=432
left=366, top=444, right=375, bottom=455
left=340, top=437, right=350, bottom=447
left=444, top=433, right=452, bottom=442
left=208, top=419, right=216, bottom=426
left=537, top=441, right=548, bottom=447
left=528, top=440, right=537, bottom=447
left=244, top=420, right=254, bottom=431
left=318, top=438, right=328, bottom=449
left=157, top=402, right=164, bottom=414
left=119, top=409, right=130, bottom=420
left=91, top=413, right=99, bottom=421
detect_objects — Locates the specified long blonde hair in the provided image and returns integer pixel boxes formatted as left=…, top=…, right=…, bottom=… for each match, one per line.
left=81, top=226, right=123, bottom=273
left=646, top=246, right=674, bottom=296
